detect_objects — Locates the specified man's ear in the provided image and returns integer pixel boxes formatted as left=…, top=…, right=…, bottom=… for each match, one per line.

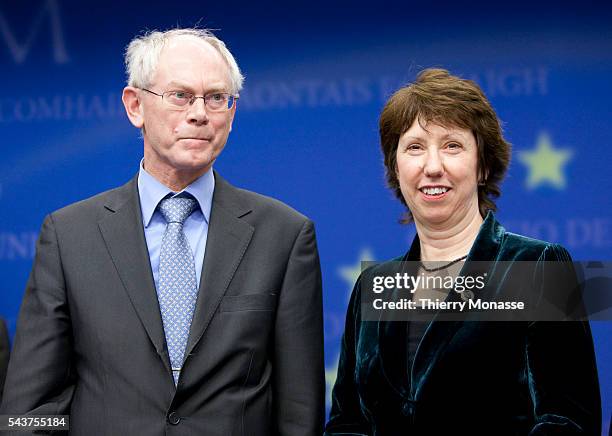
left=228, top=99, right=237, bottom=132
left=122, top=86, right=144, bottom=128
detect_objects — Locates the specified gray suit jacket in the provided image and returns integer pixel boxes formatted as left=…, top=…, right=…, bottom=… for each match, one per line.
left=1, top=172, right=324, bottom=435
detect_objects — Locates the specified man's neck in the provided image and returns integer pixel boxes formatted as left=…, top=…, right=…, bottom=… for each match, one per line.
left=415, top=207, right=484, bottom=262
left=143, top=161, right=210, bottom=192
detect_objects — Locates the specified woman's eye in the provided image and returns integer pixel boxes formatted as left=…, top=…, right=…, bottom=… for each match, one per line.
left=446, top=142, right=462, bottom=150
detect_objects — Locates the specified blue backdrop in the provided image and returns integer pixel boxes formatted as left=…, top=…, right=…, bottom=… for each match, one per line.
left=1, top=1, right=610, bottom=432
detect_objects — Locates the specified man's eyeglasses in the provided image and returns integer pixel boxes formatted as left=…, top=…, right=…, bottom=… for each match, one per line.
left=141, top=89, right=238, bottom=112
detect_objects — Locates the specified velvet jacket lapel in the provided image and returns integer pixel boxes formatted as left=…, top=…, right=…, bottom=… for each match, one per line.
left=377, top=212, right=505, bottom=401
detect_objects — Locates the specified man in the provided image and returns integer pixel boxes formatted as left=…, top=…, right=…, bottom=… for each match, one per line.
left=1, top=28, right=324, bottom=435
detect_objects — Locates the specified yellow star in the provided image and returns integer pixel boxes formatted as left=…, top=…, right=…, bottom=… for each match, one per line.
left=518, top=132, right=573, bottom=190
left=338, top=248, right=374, bottom=293
left=326, top=248, right=375, bottom=405
left=325, top=353, right=340, bottom=406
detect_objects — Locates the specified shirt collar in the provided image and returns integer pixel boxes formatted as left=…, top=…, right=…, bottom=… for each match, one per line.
left=137, top=159, right=215, bottom=227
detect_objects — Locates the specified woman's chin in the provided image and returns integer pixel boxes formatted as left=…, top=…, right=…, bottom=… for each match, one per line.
left=415, top=210, right=455, bottom=227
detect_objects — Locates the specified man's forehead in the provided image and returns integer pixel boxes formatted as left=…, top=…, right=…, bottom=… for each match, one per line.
left=162, top=35, right=220, bottom=58
left=152, top=35, right=230, bottom=88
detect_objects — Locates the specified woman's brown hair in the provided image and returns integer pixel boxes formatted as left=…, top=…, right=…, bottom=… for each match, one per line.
left=379, top=68, right=511, bottom=223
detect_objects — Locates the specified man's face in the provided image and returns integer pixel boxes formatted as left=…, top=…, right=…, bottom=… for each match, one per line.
left=125, top=36, right=236, bottom=181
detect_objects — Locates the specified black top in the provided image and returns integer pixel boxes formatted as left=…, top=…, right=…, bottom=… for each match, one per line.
left=325, top=212, right=601, bottom=436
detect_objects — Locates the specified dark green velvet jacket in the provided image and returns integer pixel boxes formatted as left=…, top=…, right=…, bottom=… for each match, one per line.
left=325, top=213, right=601, bottom=435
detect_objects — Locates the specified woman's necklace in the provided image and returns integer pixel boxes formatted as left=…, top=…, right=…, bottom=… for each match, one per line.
left=419, top=254, right=468, bottom=272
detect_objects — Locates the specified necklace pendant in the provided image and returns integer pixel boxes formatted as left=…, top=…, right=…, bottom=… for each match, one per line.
left=461, top=289, right=475, bottom=301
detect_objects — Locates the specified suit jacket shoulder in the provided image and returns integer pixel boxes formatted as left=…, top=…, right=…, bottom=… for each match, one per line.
left=50, top=178, right=134, bottom=226
left=49, top=172, right=311, bottom=233
left=214, top=176, right=311, bottom=230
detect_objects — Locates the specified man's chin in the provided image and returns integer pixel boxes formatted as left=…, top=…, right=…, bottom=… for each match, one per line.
left=171, top=152, right=217, bottom=171
left=173, top=159, right=213, bottom=173
left=178, top=138, right=213, bottom=148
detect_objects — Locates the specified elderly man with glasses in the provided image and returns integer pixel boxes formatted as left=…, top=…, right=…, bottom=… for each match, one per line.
left=1, top=28, right=324, bottom=436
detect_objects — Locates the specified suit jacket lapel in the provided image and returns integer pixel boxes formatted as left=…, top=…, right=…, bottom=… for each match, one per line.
left=97, top=176, right=171, bottom=373
left=184, top=172, right=254, bottom=357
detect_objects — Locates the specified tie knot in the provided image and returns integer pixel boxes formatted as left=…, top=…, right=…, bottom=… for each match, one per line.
left=158, top=196, right=197, bottom=225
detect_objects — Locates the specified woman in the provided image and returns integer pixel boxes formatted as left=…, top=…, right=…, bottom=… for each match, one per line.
left=325, top=69, right=601, bottom=435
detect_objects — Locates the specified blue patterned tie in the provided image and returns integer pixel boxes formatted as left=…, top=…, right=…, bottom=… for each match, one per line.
left=157, top=196, right=198, bottom=385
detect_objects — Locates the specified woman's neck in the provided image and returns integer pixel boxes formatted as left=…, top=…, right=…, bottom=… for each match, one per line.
left=415, top=209, right=484, bottom=262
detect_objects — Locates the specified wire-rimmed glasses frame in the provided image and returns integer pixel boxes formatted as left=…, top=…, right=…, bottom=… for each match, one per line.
left=141, top=88, right=238, bottom=112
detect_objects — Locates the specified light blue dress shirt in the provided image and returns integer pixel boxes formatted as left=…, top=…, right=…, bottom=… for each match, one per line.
left=137, top=162, right=214, bottom=290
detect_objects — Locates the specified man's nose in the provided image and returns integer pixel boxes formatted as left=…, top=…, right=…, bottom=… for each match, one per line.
left=186, top=97, right=209, bottom=124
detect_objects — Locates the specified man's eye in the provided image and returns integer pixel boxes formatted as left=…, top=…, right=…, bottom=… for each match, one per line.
left=210, top=93, right=224, bottom=101
left=173, top=92, right=189, bottom=99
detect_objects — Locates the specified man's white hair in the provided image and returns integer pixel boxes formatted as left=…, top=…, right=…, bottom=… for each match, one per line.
left=124, top=28, right=244, bottom=94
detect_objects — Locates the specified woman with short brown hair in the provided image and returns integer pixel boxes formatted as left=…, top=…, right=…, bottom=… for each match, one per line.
left=325, top=69, right=601, bottom=435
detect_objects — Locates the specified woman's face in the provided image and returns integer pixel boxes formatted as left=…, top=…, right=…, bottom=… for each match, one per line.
left=396, top=118, right=480, bottom=227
